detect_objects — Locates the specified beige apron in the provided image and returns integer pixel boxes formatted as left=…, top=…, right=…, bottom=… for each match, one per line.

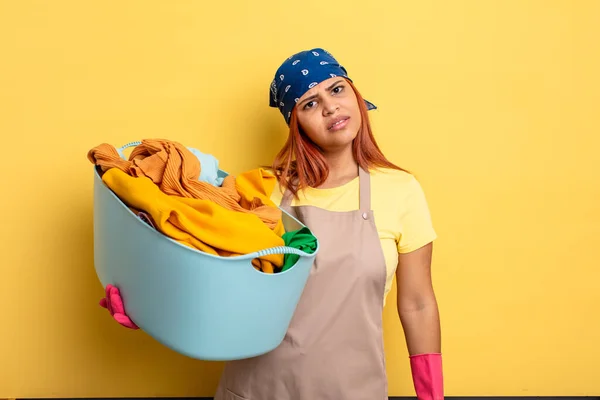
left=214, top=167, right=388, bottom=400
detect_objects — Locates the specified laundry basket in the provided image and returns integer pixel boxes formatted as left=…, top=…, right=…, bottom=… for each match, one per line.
left=92, top=145, right=318, bottom=361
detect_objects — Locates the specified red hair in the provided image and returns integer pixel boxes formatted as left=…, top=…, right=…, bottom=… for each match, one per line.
left=271, top=79, right=407, bottom=197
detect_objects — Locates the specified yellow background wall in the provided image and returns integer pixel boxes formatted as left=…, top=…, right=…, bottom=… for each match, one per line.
left=1, top=0, right=598, bottom=397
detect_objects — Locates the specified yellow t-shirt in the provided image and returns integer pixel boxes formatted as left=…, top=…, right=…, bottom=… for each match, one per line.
left=270, top=167, right=437, bottom=304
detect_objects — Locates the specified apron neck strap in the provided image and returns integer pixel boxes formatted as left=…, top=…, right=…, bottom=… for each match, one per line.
left=281, top=181, right=294, bottom=208
left=279, top=167, right=371, bottom=211
left=358, top=166, right=371, bottom=212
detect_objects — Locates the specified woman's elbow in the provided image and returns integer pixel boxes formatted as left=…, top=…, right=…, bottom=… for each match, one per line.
left=397, top=288, right=438, bottom=316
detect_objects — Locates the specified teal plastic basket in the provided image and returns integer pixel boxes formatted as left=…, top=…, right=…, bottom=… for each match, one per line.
left=92, top=143, right=318, bottom=361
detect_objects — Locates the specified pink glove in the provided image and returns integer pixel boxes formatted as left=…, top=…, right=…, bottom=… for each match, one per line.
left=410, top=353, right=444, bottom=400
left=99, top=284, right=139, bottom=329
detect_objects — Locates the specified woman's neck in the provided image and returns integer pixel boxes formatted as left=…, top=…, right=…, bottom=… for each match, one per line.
left=319, top=147, right=358, bottom=189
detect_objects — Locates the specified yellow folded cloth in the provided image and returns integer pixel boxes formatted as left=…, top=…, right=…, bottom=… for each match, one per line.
left=102, top=168, right=285, bottom=272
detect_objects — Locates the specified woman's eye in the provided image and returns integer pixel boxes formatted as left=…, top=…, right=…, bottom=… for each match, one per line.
left=332, top=85, right=344, bottom=94
left=304, top=101, right=316, bottom=109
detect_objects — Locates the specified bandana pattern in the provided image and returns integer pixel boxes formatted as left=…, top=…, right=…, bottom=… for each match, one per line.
left=269, top=48, right=376, bottom=125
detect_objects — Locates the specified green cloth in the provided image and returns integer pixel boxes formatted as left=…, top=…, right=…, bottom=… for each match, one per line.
left=281, top=227, right=318, bottom=272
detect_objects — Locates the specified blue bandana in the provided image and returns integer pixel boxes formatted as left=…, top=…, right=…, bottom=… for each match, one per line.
left=269, top=48, right=376, bottom=125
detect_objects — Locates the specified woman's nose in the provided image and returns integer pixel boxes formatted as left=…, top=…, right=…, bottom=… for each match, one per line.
left=322, top=98, right=339, bottom=115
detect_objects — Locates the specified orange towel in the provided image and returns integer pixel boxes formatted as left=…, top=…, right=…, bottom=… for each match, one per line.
left=87, top=139, right=281, bottom=231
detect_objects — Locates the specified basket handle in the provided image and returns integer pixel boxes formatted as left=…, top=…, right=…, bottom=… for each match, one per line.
left=116, top=141, right=142, bottom=160
left=254, top=246, right=313, bottom=258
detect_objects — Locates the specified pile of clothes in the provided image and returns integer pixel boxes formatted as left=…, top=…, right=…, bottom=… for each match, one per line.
left=87, top=139, right=317, bottom=274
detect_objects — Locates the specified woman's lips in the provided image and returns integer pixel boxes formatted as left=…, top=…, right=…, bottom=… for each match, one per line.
left=328, top=117, right=350, bottom=131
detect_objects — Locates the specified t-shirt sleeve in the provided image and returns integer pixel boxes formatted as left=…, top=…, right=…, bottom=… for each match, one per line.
left=397, top=176, right=437, bottom=253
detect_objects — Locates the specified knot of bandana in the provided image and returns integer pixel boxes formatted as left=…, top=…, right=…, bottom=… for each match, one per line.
left=269, top=48, right=376, bottom=125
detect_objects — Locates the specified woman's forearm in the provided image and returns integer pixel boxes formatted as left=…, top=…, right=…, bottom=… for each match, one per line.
left=398, top=302, right=441, bottom=355
left=395, top=243, right=444, bottom=399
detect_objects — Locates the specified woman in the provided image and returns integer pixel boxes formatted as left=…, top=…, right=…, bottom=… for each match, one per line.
left=215, top=48, right=443, bottom=400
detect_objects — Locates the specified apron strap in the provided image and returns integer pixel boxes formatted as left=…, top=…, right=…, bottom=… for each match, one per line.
left=280, top=181, right=295, bottom=208
left=358, top=166, right=371, bottom=213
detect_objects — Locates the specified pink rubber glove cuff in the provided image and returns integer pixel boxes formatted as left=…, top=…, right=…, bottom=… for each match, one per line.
left=409, top=353, right=444, bottom=400
left=99, top=284, right=139, bottom=330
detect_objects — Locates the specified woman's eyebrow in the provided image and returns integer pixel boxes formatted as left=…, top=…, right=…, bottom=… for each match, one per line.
left=299, top=80, right=344, bottom=106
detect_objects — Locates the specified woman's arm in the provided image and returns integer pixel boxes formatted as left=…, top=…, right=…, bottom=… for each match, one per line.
left=396, top=242, right=441, bottom=355
left=396, top=242, right=444, bottom=399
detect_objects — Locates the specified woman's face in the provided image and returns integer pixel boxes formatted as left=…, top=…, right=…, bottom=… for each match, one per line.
left=295, top=77, right=362, bottom=154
